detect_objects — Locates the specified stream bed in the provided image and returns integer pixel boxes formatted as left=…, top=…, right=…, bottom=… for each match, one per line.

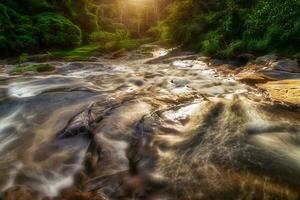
left=0, top=47, right=300, bottom=200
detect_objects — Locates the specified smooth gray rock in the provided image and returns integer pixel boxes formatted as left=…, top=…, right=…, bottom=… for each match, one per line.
left=260, top=69, right=300, bottom=80
left=171, top=78, right=190, bottom=87
left=271, top=59, right=300, bottom=73
left=255, top=54, right=278, bottom=65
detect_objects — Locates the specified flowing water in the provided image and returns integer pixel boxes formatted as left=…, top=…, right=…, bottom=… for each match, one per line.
left=0, top=46, right=300, bottom=200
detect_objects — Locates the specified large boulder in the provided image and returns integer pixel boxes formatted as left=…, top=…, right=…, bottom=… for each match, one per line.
left=271, top=59, right=300, bottom=73
left=257, top=80, right=300, bottom=105
left=255, top=54, right=278, bottom=65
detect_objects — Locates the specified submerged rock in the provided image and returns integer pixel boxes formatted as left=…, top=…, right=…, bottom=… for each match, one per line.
left=271, top=59, right=300, bottom=73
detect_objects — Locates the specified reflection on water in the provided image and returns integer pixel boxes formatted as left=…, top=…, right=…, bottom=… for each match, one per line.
left=0, top=47, right=299, bottom=200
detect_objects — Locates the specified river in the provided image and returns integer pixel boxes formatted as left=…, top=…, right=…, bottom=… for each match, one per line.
left=0, top=46, right=299, bottom=200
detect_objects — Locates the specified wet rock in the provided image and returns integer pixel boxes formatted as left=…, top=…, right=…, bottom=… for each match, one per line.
left=23, top=71, right=38, bottom=76
left=108, top=49, right=126, bottom=59
left=158, top=55, right=198, bottom=64
left=4, top=185, right=35, bottom=200
left=68, top=62, right=85, bottom=68
left=228, top=60, right=243, bottom=68
left=257, top=80, right=300, bottom=105
left=236, top=72, right=271, bottom=84
left=56, top=187, right=105, bottom=200
left=27, top=54, right=52, bottom=62
left=209, top=59, right=226, bottom=67
left=292, top=53, right=300, bottom=60
left=129, top=78, right=144, bottom=86
left=260, top=70, right=300, bottom=80
left=87, top=57, right=98, bottom=62
left=214, top=64, right=237, bottom=75
left=0, top=59, right=7, bottom=65
left=171, top=78, right=190, bottom=87
left=146, top=49, right=198, bottom=64
left=127, top=52, right=152, bottom=60
left=237, top=53, right=255, bottom=64
left=0, top=65, right=5, bottom=74
left=171, top=60, right=193, bottom=68
left=59, top=62, right=86, bottom=73
left=255, top=54, right=278, bottom=65
left=271, top=59, right=300, bottom=73
left=197, top=56, right=210, bottom=63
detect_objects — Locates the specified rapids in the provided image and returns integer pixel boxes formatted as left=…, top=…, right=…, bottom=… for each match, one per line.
left=0, top=46, right=299, bottom=200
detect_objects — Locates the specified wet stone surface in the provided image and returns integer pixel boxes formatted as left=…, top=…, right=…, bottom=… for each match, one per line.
left=0, top=46, right=300, bottom=200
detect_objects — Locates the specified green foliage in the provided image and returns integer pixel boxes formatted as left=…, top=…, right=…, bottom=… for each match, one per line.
left=0, top=0, right=175, bottom=58
left=0, top=1, right=82, bottom=55
left=90, top=31, right=116, bottom=42
left=5, top=0, right=298, bottom=59
left=201, top=31, right=223, bottom=55
left=160, top=0, right=300, bottom=57
left=222, top=40, right=245, bottom=57
left=16, top=35, right=39, bottom=52
left=90, top=29, right=129, bottom=43
left=148, top=21, right=170, bottom=45
left=66, top=0, right=99, bottom=33
left=51, top=45, right=104, bottom=60
left=0, top=35, right=7, bottom=50
left=0, top=3, right=38, bottom=54
left=51, top=38, right=147, bottom=61
left=11, top=64, right=55, bottom=74
left=35, top=13, right=82, bottom=48
left=19, top=53, right=29, bottom=63
left=88, top=28, right=142, bottom=54
left=244, top=0, right=300, bottom=53
left=116, top=39, right=140, bottom=50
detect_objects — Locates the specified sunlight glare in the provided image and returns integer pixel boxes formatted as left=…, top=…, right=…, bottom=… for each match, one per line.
left=130, top=0, right=150, bottom=6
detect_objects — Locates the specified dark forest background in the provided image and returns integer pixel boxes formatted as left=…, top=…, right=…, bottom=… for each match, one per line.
left=1, top=0, right=299, bottom=57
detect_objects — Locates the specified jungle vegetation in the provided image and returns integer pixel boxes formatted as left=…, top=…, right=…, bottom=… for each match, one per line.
left=0, top=0, right=299, bottom=58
